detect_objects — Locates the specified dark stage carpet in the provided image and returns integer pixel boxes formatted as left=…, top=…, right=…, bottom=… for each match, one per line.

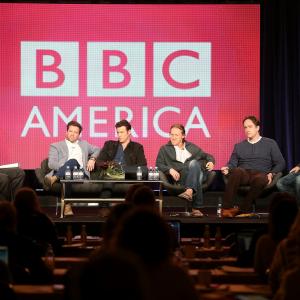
left=41, top=197, right=269, bottom=239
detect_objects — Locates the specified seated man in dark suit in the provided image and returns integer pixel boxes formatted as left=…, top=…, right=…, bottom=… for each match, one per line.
left=94, top=119, right=147, bottom=197
left=0, top=167, right=25, bottom=201
left=221, top=116, right=285, bottom=217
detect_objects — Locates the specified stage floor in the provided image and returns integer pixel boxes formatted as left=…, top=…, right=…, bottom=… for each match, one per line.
left=42, top=204, right=269, bottom=238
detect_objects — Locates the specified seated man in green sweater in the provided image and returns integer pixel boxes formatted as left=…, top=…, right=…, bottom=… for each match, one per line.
left=221, top=116, right=285, bottom=217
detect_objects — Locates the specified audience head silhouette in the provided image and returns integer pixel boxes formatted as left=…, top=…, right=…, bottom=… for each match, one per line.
left=79, top=250, right=149, bottom=300
left=14, top=187, right=41, bottom=215
left=102, top=202, right=133, bottom=247
left=129, top=185, right=156, bottom=207
left=114, top=208, right=173, bottom=267
left=269, top=192, right=298, bottom=242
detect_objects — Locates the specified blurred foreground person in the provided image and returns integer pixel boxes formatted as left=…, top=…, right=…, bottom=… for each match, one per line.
left=0, top=201, right=52, bottom=284
left=269, top=211, right=300, bottom=297
left=113, top=208, right=198, bottom=300
left=78, top=251, right=150, bottom=300
left=14, top=187, right=60, bottom=254
left=254, top=192, right=298, bottom=279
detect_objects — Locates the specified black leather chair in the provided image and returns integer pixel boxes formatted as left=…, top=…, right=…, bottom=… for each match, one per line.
left=159, top=170, right=217, bottom=214
left=223, top=172, right=283, bottom=212
left=35, top=158, right=105, bottom=215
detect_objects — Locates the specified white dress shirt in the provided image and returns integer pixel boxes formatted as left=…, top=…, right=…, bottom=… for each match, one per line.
left=65, top=139, right=83, bottom=168
left=174, top=144, right=192, bottom=163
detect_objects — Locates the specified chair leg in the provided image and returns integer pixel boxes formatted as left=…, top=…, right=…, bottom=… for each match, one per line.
left=55, top=196, right=60, bottom=216
left=183, top=200, right=192, bottom=216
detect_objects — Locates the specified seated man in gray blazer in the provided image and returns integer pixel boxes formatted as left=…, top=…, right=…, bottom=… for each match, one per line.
left=45, top=120, right=100, bottom=215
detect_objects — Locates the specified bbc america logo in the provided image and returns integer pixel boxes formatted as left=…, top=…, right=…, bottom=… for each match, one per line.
left=21, top=41, right=211, bottom=97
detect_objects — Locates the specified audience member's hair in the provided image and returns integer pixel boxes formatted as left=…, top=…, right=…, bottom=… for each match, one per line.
left=13, top=187, right=59, bottom=255
left=0, top=201, right=16, bottom=232
left=125, top=183, right=144, bottom=202
left=79, top=250, right=149, bottom=300
left=114, top=208, right=173, bottom=267
left=102, top=202, right=133, bottom=247
left=268, top=192, right=298, bottom=243
left=129, top=185, right=156, bottom=207
left=14, top=187, right=41, bottom=215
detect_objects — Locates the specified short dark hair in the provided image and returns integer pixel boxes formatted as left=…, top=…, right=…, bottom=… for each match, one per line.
left=115, top=120, right=131, bottom=131
left=243, top=116, right=260, bottom=127
left=67, top=120, right=82, bottom=133
left=14, top=187, right=41, bottom=215
left=170, top=124, right=185, bottom=135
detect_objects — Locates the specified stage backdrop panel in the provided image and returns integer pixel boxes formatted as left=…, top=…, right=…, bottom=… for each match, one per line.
left=0, top=3, right=260, bottom=169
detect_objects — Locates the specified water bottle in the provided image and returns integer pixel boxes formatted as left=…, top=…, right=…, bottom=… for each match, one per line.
left=44, top=244, right=55, bottom=271
left=136, top=166, right=142, bottom=180
left=78, top=168, right=84, bottom=180
left=73, top=166, right=79, bottom=180
left=148, top=167, right=153, bottom=180
left=203, top=224, right=210, bottom=248
left=154, top=167, right=160, bottom=180
left=81, top=224, right=87, bottom=246
left=217, top=197, right=222, bottom=218
left=66, top=224, right=73, bottom=245
left=65, top=165, right=72, bottom=180
left=215, top=226, right=222, bottom=250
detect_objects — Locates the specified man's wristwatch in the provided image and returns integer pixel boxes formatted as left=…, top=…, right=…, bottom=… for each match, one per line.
left=89, top=157, right=96, bottom=161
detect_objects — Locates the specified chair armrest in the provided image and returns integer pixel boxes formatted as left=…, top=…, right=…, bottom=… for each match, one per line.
left=34, top=168, right=49, bottom=190
left=159, top=171, right=185, bottom=195
left=202, top=171, right=216, bottom=191
left=223, top=171, right=283, bottom=194
left=264, top=172, right=283, bottom=190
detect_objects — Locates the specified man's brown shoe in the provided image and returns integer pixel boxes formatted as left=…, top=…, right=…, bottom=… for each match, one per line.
left=45, top=175, right=58, bottom=187
left=191, top=209, right=204, bottom=217
left=64, top=203, right=74, bottom=216
left=221, top=207, right=240, bottom=218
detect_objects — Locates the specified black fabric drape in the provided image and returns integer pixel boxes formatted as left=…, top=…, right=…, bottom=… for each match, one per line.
left=261, top=0, right=300, bottom=170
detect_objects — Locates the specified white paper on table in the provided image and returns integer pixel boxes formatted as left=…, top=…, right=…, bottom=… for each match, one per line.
left=0, top=163, right=19, bottom=169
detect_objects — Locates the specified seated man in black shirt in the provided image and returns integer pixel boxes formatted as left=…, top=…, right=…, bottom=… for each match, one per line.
left=94, top=120, right=147, bottom=198
left=221, top=116, right=285, bottom=217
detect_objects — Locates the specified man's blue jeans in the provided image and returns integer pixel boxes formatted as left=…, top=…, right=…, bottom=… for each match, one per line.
left=54, top=159, right=83, bottom=198
left=181, top=159, right=206, bottom=208
left=277, top=172, right=300, bottom=204
left=55, top=159, right=81, bottom=179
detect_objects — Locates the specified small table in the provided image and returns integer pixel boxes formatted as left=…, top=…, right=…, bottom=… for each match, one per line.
left=60, top=179, right=163, bottom=218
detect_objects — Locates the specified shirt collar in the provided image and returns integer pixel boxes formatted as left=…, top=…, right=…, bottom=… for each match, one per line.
left=247, top=136, right=262, bottom=144
left=65, top=139, right=79, bottom=146
left=174, top=142, right=185, bottom=150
